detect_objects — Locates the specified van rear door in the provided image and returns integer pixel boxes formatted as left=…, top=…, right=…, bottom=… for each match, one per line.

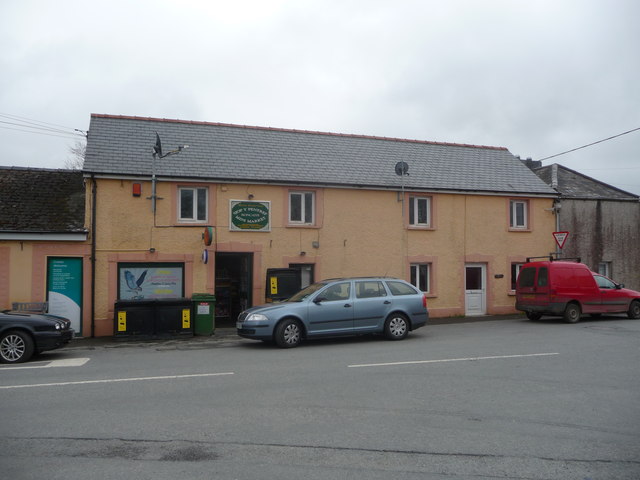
left=517, top=265, right=548, bottom=309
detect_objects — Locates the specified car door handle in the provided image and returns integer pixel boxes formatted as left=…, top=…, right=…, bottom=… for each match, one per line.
left=384, top=300, right=391, bottom=304
left=344, top=303, right=352, bottom=308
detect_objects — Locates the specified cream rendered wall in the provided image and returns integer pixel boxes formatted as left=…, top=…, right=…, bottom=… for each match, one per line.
left=90, top=177, right=556, bottom=335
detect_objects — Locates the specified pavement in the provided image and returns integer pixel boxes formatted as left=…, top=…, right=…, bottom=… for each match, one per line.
left=66, top=314, right=522, bottom=350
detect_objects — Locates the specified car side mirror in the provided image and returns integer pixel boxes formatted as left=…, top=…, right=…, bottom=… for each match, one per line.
left=616, top=283, right=624, bottom=289
left=313, top=297, right=327, bottom=304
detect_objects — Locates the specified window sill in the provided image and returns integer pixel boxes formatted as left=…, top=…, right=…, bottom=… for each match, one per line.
left=407, top=225, right=436, bottom=231
left=176, top=220, right=208, bottom=225
left=287, top=223, right=320, bottom=229
left=508, top=227, right=531, bottom=232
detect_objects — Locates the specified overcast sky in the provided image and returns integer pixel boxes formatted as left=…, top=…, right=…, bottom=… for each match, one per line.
left=1, top=0, right=638, bottom=194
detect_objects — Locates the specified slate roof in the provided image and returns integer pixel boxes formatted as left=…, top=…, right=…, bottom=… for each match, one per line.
left=84, top=114, right=557, bottom=196
left=534, top=164, right=639, bottom=201
left=0, top=167, right=86, bottom=233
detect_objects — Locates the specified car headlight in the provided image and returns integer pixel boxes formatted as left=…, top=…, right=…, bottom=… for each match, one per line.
left=246, top=313, right=269, bottom=322
left=55, top=322, right=62, bottom=330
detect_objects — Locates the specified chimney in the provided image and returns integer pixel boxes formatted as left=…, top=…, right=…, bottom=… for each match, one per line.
left=520, top=157, right=542, bottom=170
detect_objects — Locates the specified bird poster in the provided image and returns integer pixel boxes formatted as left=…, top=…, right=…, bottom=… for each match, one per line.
left=118, top=265, right=183, bottom=300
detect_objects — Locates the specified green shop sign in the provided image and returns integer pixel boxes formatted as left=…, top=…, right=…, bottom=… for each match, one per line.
left=230, top=200, right=270, bottom=231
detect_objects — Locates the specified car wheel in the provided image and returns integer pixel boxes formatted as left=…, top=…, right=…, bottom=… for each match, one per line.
left=563, top=303, right=581, bottom=323
left=628, top=300, right=640, bottom=319
left=274, top=319, right=302, bottom=348
left=384, top=313, right=409, bottom=340
left=0, top=330, right=35, bottom=364
left=526, top=312, right=542, bottom=321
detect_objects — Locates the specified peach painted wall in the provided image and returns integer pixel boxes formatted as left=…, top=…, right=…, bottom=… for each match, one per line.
left=0, top=241, right=92, bottom=334
left=88, top=178, right=556, bottom=333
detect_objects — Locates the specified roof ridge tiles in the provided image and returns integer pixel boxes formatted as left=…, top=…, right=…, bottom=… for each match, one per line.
left=90, top=113, right=508, bottom=151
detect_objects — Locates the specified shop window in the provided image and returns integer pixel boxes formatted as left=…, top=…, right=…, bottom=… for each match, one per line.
left=118, top=263, right=184, bottom=300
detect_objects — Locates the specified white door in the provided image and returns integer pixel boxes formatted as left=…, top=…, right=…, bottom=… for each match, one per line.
left=465, top=264, right=486, bottom=316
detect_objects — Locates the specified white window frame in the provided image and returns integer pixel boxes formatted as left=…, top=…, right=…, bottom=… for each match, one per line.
left=289, top=191, right=315, bottom=225
left=511, top=263, right=524, bottom=291
left=410, top=263, right=430, bottom=293
left=178, top=186, right=208, bottom=223
left=409, top=196, right=431, bottom=227
left=597, top=262, right=611, bottom=278
left=509, top=200, right=528, bottom=229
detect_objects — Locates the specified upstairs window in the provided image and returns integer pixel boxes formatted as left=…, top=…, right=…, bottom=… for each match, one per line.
left=289, top=191, right=314, bottom=225
left=179, top=187, right=208, bottom=222
left=409, top=196, right=431, bottom=227
left=509, top=200, right=528, bottom=229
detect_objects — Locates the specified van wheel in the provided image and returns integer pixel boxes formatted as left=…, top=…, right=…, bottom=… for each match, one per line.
left=563, top=303, right=581, bottom=323
left=628, top=301, right=640, bottom=319
left=526, top=312, right=542, bottom=321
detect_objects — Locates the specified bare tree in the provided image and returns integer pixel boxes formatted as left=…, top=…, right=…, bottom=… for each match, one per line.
left=65, top=140, right=86, bottom=169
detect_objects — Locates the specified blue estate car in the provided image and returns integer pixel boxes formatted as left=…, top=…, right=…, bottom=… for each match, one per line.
left=237, top=277, right=429, bottom=348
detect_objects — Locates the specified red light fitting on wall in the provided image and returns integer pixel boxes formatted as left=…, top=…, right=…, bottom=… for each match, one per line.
left=132, top=183, right=142, bottom=197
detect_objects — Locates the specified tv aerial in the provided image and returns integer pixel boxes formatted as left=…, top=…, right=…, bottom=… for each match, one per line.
left=150, top=131, right=190, bottom=214
left=395, top=161, right=409, bottom=216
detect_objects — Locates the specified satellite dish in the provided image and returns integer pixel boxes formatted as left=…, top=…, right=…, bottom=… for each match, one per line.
left=395, top=161, right=409, bottom=176
left=153, top=132, right=163, bottom=157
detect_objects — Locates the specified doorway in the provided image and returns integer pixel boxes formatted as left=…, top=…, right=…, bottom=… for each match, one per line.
left=215, top=253, right=253, bottom=327
left=465, top=263, right=486, bottom=316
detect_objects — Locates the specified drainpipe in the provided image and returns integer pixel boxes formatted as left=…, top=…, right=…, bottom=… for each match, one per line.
left=90, top=175, right=97, bottom=338
left=551, top=164, right=561, bottom=255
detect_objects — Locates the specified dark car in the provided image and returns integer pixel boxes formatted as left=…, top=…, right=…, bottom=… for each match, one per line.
left=0, top=311, right=74, bottom=364
left=237, top=277, right=429, bottom=348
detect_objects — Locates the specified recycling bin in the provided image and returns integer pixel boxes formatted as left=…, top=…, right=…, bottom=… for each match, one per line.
left=192, top=293, right=216, bottom=336
left=114, top=298, right=193, bottom=339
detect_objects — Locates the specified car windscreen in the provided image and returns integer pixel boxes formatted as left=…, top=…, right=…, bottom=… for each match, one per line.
left=287, top=282, right=328, bottom=302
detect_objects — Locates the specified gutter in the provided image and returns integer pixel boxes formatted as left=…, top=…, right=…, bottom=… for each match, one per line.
left=0, top=232, right=88, bottom=241
left=83, top=172, right=558, bottom=199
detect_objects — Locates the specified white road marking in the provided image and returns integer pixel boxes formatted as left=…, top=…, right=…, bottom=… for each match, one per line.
left=348, top=352, right=560, bottom=368
left=0, top=358, right=91, bottom=371
left=0, top=372, right=234, bottom=390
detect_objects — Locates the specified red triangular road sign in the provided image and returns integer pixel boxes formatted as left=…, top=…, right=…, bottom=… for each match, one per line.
left=553, top=231, right=569, bottom=249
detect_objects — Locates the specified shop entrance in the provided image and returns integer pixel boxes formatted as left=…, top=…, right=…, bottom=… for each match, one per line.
left=215, top=253, right=253, bottom=327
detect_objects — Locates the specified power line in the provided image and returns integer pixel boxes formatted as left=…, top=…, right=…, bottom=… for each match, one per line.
left=0, top=113, right=86, bottom=139
left=0, top=125, right=83, bottom=140
left=538, top=127, right=640, bottom=162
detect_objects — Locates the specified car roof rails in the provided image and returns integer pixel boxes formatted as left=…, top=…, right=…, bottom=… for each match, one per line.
left=525, top=255, right=581, bottom=263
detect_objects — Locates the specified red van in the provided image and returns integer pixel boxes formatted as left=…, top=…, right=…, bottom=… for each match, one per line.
left=516, top=257, right=640, bottom=323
